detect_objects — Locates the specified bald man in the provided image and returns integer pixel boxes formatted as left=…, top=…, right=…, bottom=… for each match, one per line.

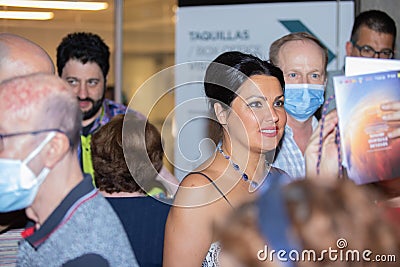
left=0, top=73, right=138, bottom=266
left=0, top=33, right=55, bottom=266
left=0, top=33, right=54, bottom=81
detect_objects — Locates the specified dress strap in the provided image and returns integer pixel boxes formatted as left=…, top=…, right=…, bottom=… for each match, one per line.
left=190, top=172, right=233, bottom=208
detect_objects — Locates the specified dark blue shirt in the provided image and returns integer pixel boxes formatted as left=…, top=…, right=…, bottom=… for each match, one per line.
left=107, top=196, right=171, bottom=267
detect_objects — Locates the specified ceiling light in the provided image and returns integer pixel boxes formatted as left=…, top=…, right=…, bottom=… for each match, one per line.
left=0, top=10, right=54, bottom=20
left=0, top=0, right=108, bottom=11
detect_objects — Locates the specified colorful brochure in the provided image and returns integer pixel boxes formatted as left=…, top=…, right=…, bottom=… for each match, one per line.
left=333, top=70, right=400, bottom=184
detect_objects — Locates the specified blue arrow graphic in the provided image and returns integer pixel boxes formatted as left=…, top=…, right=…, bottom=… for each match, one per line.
left=279, top=20, right=336, bottom=64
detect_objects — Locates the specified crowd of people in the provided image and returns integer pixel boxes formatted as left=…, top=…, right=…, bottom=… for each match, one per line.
left=0, top=8, right=400, bottom=267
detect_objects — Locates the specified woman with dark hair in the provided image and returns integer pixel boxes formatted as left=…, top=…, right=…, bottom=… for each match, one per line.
left=163, top=51, right=292, bottom=266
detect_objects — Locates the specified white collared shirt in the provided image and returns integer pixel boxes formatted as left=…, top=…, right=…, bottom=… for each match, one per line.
left=272, top=117, right=318, bottom=180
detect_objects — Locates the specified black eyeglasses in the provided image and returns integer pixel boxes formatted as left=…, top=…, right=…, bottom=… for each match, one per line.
left=0, top=129, right=64, bottom=151
left=352, top=42, right=394, bottom=59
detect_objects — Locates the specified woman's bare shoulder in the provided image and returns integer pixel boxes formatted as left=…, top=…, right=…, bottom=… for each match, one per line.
left=173, top=169, right=227, bottom=208
left=180, top=171, right=215, bottom=187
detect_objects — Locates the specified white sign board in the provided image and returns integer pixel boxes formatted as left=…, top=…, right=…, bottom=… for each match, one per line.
left=174, top=1, right=354, bottom=180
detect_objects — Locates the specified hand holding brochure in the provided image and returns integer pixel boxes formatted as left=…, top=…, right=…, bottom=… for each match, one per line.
left=333, top=70, right=400, bottom=185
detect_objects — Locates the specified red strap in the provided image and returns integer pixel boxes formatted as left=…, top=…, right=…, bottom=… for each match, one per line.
left=21, top=226, right=35, bottom=238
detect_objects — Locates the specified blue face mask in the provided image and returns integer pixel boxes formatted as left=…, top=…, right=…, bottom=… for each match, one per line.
left=284, top=83, right=325, bottom=122
left=0, top=132, right=55, bottom=212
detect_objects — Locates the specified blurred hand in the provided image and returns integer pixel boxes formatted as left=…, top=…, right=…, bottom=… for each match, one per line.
left=381, top=101, right=400, bottom=138
left=305, top=110, right=339, bottom=184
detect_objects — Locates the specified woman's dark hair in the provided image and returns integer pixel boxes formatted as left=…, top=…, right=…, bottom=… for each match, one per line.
left=204, top=51, right=284, bottom=141
left=204, top=51, right=284, bottom=109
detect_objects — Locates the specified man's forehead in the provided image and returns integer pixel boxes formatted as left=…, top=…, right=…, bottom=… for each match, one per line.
left=63, top=59, right=102, bottom=73
left=357, top=26, right=394, bottom=47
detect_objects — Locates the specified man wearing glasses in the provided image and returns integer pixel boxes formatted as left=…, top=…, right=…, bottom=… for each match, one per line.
left=326, top=9, right=396, bottom=110
left=326, top=10, right=400, bottom=207
left=0, top=33, right=56, bottom=267
left=347, top=10, right=395, bottom=60
left=351, top=42, right=394, bottom=59
left=325, top=10, right=399, bottom=139
left=0, top=73, right=139, bottom=266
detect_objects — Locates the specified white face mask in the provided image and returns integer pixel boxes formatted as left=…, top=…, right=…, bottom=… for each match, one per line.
left=0, top=132, right=55, bottom=212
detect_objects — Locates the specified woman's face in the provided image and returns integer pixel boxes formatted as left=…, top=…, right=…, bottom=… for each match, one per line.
left=225, top=75, right=286, bottom=153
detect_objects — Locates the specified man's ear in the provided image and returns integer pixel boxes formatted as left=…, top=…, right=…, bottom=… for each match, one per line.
left=43, top=132, right=70, bottom=168
left=345, top=41, right=353, bottom=56
left=214, top=102, right=228, bottom=125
